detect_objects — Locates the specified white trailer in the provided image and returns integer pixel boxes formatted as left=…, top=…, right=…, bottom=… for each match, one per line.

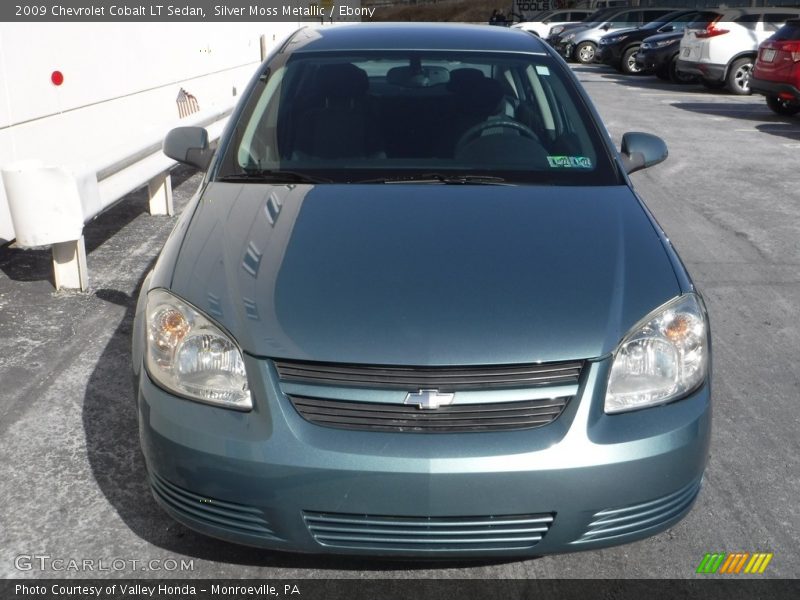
left=0, top=21, right=322, bottom=287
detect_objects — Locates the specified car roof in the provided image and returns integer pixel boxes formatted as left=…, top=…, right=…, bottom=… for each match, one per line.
left=281, top=23, right=550, bottom=55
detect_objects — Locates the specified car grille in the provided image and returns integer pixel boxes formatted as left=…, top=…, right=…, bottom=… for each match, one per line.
left=289, top=395, right=570, bottom=432
left=274, top=359, right=583, bottom=391
left=150, top=472, right=278, bottom=539
left=303, top=511, right=555, bottom=552
left=573, top=478, right=702, bottom=544
left=276, top=359, right=582, bottom=433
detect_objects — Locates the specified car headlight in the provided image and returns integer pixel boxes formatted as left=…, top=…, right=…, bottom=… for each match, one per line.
left=605, top=294, right=709, bottom=414
left=550, top=25, right=565, bottom=35
left=145, top=288, right=251, bottom=410
left=654, top=38, right=679, bottom=47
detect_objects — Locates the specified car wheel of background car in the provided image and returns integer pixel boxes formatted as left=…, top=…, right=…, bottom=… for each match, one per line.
left=765, top=95, right=800, bottom=116
left=726, top=57, right=753, bottom=95
left=620, top=47, right=643, bottom=75
left=669, top=56, right=697, bottom=84
left=575, top=42, right=597, bottom=64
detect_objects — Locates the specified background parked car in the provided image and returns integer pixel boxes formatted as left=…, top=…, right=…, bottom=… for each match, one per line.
left=563, top=7, right=677, bottom=64
left=634, top=13, right=719, bottom=83
left=677, top=7, right=800, bottom=95
left=512, top=9, right=592, bottom=38
left=546, top=8, right=628, bottom=57
left=750, top=18, right=800, bottom=115
left=597, top=9, right=701, bottom=74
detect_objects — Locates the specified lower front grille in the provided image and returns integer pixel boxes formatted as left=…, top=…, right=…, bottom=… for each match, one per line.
left=573, top=478, right=702, bottom=544
left=150, top=472, right=277, bottom=539
left=289, top=395, right=570, bottom=432
left=303, top=511, right=555, bottom=552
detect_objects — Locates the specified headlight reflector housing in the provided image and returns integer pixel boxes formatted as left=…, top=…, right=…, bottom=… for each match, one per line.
left=145, top=289, right=251, bottom=410
left=605, top=294, right=708, bottom=414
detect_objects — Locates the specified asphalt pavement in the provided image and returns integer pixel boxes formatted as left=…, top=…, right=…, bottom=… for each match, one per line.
left=0, top=64, right=798, bottom=579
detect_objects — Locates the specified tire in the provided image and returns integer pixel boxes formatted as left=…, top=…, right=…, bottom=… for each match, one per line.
left=726, top=57, right=753, bottom=95
left=575, top=42, right=597, bottom=64
left=668, top=55, right=697, bottom=84
left=620, top=46, right=643, bottom=75
left=766, top=95, right=800, bottom=116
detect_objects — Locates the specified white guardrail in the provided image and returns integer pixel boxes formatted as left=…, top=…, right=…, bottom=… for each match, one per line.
left=1, top=106, right=232, bottom=291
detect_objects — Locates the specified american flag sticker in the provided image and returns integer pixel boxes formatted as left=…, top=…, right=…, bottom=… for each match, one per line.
left=177, top=88, right=200, bottom=118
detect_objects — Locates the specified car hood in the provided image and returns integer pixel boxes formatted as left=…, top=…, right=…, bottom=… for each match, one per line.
left=603, top=27, right=640, bottom=39
left=169, top=183, right=680, bottom=365
left=642, top=31, right=684, bottom=44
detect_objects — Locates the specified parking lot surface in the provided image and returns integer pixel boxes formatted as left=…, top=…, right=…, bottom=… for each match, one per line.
left=1, top=64, right=798, bottom=579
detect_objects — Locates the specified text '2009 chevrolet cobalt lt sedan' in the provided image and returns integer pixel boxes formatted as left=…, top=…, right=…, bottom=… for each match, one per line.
left=132, top=23, right=711, bottom=557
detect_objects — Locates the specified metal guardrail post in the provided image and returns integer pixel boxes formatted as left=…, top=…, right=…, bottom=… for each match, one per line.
left=52, top=237, right=88, bottom=291
left=147, top=172, right=174, bottom=216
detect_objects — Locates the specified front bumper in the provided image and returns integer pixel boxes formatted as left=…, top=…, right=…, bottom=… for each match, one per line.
left=137, top=357, right=711, bottom=557
left=748, top=76, right=800, bottom=101
left=635, top=47, right=676, bottom=72
left=676, top=59, right=725, bottom=82
left=597, top=44, right=623, bottom=66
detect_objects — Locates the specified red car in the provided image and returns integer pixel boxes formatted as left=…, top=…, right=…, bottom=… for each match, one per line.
left=750, top=18, right=800, bottom=115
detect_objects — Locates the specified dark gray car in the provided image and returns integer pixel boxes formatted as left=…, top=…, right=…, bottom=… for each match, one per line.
left=132, top=23, right=711, bottom=557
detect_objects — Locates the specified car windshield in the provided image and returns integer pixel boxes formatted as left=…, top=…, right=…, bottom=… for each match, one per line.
left=216, top=51, right=618, bottom=185
left=641, top=11, right=686, bottom=29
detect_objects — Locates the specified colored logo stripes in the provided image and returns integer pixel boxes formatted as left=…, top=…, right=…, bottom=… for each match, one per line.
left=696, top=552, right=773, bottom=574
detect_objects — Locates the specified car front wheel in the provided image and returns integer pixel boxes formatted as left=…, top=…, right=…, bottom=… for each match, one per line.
left=766, top=95, right=800, bottom=116
left=620, top=46, right=643, bottom=74
left=726, top=57, right=753, bottom=95
left=575, top=42, right=597, bottom=64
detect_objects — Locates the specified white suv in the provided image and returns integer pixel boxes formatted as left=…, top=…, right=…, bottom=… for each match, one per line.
left=677, top=8, right=800, bottom=94
left=511, top=9, right=592, bottom=38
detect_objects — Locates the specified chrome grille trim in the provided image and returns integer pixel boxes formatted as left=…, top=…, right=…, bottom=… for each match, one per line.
left=573, top=478, right=702, bottom=544
left=150, top=472, right=277, bottom=538
left=304, top=511, right=555, bottom=552
left=289, top=395, right=569, bottom=432
left=274, top=359, right=583, bottom=391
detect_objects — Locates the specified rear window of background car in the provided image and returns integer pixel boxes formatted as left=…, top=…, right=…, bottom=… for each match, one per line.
left=772, top=19, right=800, bottom=39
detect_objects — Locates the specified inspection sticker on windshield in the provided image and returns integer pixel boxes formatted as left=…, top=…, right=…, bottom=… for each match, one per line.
left=536, top=66, right=550, bottom=76
left=547, top=156, right=592, bottom=169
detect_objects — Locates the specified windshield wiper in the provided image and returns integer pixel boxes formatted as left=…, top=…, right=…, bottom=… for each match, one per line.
left=217, top=170, right=332, bottom=184
left=360, top=173, right=509, bottom=185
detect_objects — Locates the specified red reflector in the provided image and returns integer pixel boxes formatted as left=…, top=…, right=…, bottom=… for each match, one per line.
left=779, top=92, right=795, bottom=101
left=51, top=71, right=64, bottom=86
left=697, top=25, right=729, bottom=39
left=778, top=41, right=800, bottom=62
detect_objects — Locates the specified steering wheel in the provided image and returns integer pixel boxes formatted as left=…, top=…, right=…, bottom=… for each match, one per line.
left=455, top=119, right=541, bottom=154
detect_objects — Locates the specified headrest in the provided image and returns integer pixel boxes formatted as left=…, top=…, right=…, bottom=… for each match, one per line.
left=448, top=69, right=504, bottom=115
left=447, top=68, right=486, bottom=94
left=316, top=63, right=369, bottom=99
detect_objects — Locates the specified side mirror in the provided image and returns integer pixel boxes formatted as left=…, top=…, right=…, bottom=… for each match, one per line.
left=620, top=132, right=668, bottom=174
left=163, top=127, right=211, bottom=171
left=659, top=24, right=675, bottom=33
left=601, top=22, right=611, bottom=30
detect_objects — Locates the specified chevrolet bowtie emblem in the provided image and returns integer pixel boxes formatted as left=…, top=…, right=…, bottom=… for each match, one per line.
left=404, top=389, right=455, bottom=410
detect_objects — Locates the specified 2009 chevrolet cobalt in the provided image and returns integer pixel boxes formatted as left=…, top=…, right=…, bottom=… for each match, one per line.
left=132, top=23, right=711, bottom=557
